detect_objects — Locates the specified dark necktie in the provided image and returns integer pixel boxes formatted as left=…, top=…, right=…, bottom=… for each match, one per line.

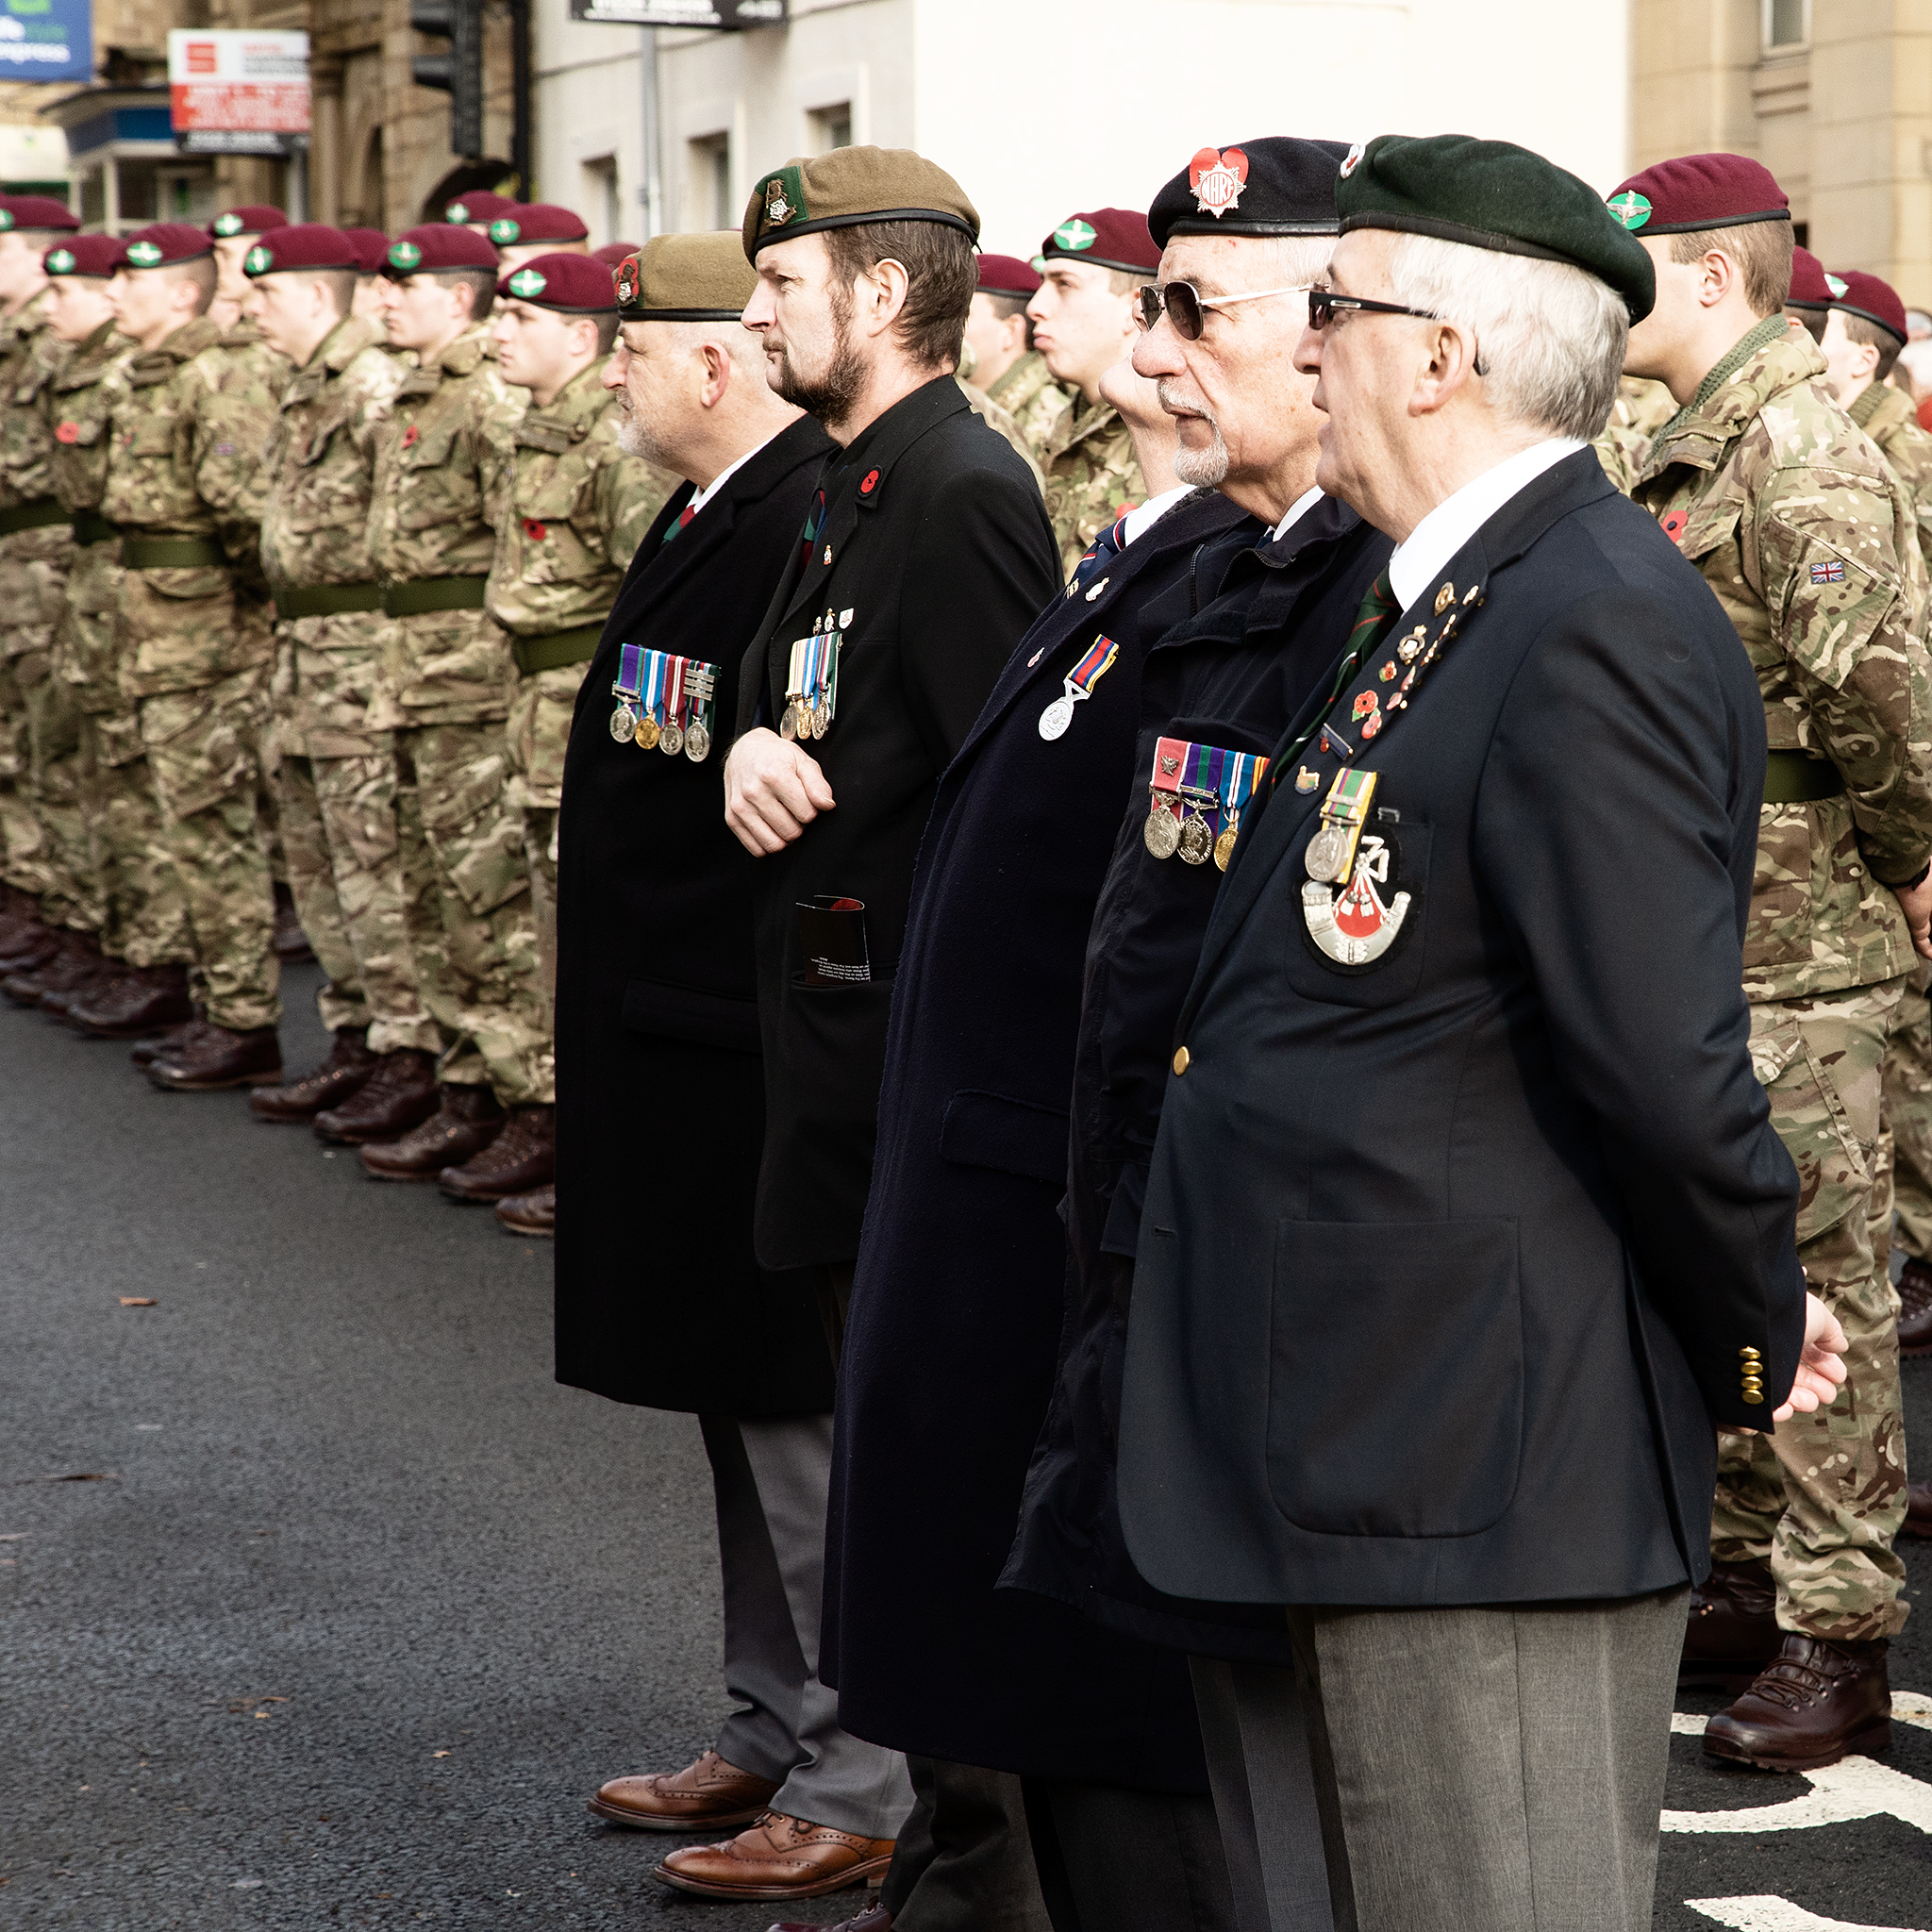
left=1270, top=567, right=1400, bottom=788
left=1068, top=508, right=1131, bottom=596
left=660, top=501, right=698, bottom=545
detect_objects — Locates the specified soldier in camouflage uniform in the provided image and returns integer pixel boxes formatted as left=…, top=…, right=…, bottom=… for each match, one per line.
left=1617, top=154, right=1932, bottom=1770
left=206, top=205, right=288, bottom=336
left=40, top=238, right=195, bottom=1042
left=0, top=196, right=83, bottom=972
left=90, top=223, right=283, bottom=1090
left=431, top=250, right=674, bottom=1212
left=962, top=252, right=1072, bottom=461
left=1027, top=209, right=1158, bottom=574
left=1592, top=373, right=1676, bottom=494
left=236, top=222, right=455, bottom=1143
left=354, top=224, right=535, bottom=1190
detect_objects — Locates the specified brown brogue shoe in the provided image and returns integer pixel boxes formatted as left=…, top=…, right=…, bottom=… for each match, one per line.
left=440, top=1103, right=554, bottom=1203
left=1904, top=1478, right=1932, bottom=1541
left=1703, top=1633, right=1892, bottom=1772
left=769, top=1907, right=892, bottom=1932
left=494, top=1182, right=555, bottom=1237
left=359, top=1084, right=502, bottom=1181
left=250, top=1028, right=375, bottom=1122
left=655, top=1813, right=894, bottom=1902
left=314, top=1048, right=440, bottom=1144
left=1680, top=1556, right=1780, bottom=1688
left=146, top=1021, right=283, bottom=1092
left=1897, top=1257, right=1932, bottom=1357
left=72, top=963, right=193, bottom=1040
left=588, top=1750, right=779, bottom=1833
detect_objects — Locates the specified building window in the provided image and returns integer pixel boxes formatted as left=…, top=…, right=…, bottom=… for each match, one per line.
left=809, top=104, right=852, bottom=154
left=582, top=154, right=618, bottom=245
left=690, top=133, right=730, bottom=230
left=1764, top=0, right=1807, bottom=50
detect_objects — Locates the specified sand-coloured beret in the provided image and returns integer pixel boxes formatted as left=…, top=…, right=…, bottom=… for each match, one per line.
left=742, top=147, right=977, bottom=258
left=0, top=195, right=78, bottom=233
left=383, top=224, right=499, bottom=275
left=120, top=224, right=214, bottom=270
left=618, top=231, right=758, bottom=321
left=499, top=252, right=618, bottom=312
left=242, top=225, right=362, bottom=277
left=1606, top=154, right=1789, bottom=238
left=44, top=236, right=125, bottom=277
left=1039, top=208, right=1158, bottom=276
left=1150, top=137, right=1349, bottom=245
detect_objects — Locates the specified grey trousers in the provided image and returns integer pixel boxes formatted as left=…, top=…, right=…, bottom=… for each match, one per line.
left=1192, top=1587, right=1689, bottom=1932
left=699, top=1410, right=914, bottom=1840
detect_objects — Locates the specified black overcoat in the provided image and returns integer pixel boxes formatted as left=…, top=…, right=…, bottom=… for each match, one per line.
left=1118, top=451, right=1808, bottom=1608
left=822, top=488, right=1245, bottom=1787
left=1001, top=495, right=1391, bottom=1662
left=554, top=416, right=838, bottom=1418
left=733, top=375, right=1059, bottom=1271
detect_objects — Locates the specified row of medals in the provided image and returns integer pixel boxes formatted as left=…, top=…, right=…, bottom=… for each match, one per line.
left=1144, top=792, right=1239, bottom=871
left=611, top=701, right=711, bottom=762
left=780, top=693, right=831, bottom=741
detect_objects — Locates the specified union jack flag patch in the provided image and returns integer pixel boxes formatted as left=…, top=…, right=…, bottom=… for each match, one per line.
left=1810, top=558, right=1847, bottom=585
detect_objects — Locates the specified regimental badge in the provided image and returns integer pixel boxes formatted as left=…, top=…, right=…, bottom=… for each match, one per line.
left=1339, top=142, right=1366, bottom=179
left=615, top=255, right=640, bottom=308
left=764, top=174, right=797, bottom=228
left=1189, top=147, right=1249, bottom=218
left=213, top=212, right=243, bottom=237
left=446, top=201, right=471, bottom=225
left=244, top=244, right=272, bottom=276
left=490, top=218, right=522, bottom=244
left=1053, top=217, right=1097, bottom=253
left=387, top=240, right=422, bottom=271
left=1825, top=273, right=1849, bottom=298
left=46, top=249, right=74, bottom=275
left=1606, top=191, right=1653, bottom=232
left=0, top=209, right=12, bottom=232
left=508, top=267, right=547, bottom=298
left=1302, top=832, right=1412, bottom=969
left=125, top=241, right=163, bottom=268
left=1294, top=767, right=1321, bottom=793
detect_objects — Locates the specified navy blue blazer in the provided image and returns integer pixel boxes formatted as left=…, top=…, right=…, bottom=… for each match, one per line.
left=1118, top=451, right=1807, bottom=1607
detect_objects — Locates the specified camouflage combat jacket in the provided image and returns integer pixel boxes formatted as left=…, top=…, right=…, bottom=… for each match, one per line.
left=1041, top=395, right=1143, bottom=577
left=0, top=306, right=66, bottom=512
left=987, top=349, right=1073, bottom=461
left=1633, top=317, right=1932, bottom=1003
left=367, top=323, right=525, bottom=727
left=0, top=301, right=74, bottom=662
left=1593, top=373, right=1676, bottom=496
left=42, top=319, right=136, bottom=710
left=1850, top=379, right=1932, bottom=575
left=483, top=359, right=672, bottom=664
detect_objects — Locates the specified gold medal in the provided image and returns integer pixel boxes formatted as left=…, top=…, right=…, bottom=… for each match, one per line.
left=779, top=702, right=799, bottom=741
left=1143, top=795, right=1181, bottom=859
left=1213, top=824, right=1239, bottom=872
left=636, top=714, right=660, bottom=751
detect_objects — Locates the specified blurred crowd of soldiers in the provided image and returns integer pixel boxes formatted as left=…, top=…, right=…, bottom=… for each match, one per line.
left=0, top=179, right=1149, bottom=1236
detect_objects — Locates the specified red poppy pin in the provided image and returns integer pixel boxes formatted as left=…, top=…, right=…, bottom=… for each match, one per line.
left=860, top=469, right=879, bottom=495
left=1659, top=508, right=1688, bottom=544
left=401, top=424, right=420, bottom=450
left=55, top=421, right=78, bottom=444
left=523, top=519, right=547, bottom=541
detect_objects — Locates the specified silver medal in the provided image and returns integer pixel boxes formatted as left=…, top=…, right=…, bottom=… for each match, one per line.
left=659, top=720, right=684, bottom=758
left=1143, top=799, right=1182, bottom=859
left=1178, top=810, right=1214, bottom=866
left=685, top=720, right=711, bottom=763
left=1038, top=694, right=1076, bottom=741
left=609, top=703, right=637, bottom=744
left=1305, top=823, right=1349, bottom=883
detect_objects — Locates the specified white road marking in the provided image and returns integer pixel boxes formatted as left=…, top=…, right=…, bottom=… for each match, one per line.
left=1687, top=1897, right=1925, bottom=1931
left=1662, top=1756, right=1932, bottom=1835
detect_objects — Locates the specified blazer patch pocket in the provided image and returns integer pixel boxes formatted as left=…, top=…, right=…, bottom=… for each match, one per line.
left=940, top=1089, right=1069, bottom=1188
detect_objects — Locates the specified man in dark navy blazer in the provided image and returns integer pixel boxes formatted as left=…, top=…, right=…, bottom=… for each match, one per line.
left=1117, top=137, right=1853, bottom=1932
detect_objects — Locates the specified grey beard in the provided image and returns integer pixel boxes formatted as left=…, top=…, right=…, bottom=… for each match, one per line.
left=1158, top=377, right=1228, bottom=486
left=614, top=404, right=674, bottom=471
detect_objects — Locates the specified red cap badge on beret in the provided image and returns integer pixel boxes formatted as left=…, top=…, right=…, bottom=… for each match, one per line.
left=1189, top=148, right=1249, bottom=219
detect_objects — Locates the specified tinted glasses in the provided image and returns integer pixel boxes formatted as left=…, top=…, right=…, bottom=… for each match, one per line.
left=1305, top=288, right=1441, bottom=329
left=1136, top=279, right=1312, bottom=341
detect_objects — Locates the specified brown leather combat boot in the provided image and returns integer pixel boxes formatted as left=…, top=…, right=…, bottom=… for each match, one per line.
left=1903, top=1478, right=1932, bottom=1541
left=0, top=911, right=59, bottom=974
left=359, top=1083, right=502, bottom=1180
left=1679, top=1556, right=1780, bottom=1688
left=1703, top=1633, right=1892, bottom=1772
left=440, top=1103, right=554, bottom=1203
left=589, top=1750, right=780, bottom=1833
left=146, top=1020, right=283, bottom=1092
left=250, top=1027, right=375, bottom=1122
left=272, top=883, right=313, bottom=963
left=314, top=1047, right=440, bottom=1144
left=130, top=1018, right=195, bottom=1066
left=2, top=929, right=98, bottom=1007
left=70, top=962, right=193, bottom=1039
left=494, top=1182, right=555, bottom=1237
left=42, top=942, right=119, bottom=1020
left=1897, top=1257, right=1932, bottom=1357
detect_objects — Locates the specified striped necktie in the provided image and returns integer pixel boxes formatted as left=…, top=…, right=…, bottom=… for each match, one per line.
left=1271, top=568, right=1400, bottom=788
left=660, top=500, right=698, bottom=545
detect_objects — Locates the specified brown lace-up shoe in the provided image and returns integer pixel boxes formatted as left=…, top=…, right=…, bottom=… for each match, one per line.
left=440, top=1103, right=554, bottom=1202
left=655, top=1812, right=894, bottom=1901
left=1903, top=1478, right=1932, bottom=1541
left=359, top=1084, right=502, bottom=1180
left=494, top=1182, right=555, bottom=1236
left=250, top=1028, right=375, bottom=1122
left=589, top=1750, right=780, bottom=1833
left=769, top=1908, right=892, bottom=1932
left=1897, top=1257, right=1932, bottom=1357
left=1703, top=1633, right=1892, bottom=1772
left=314, top=1047, right=440, bottom=1144
left=71, top=963, right=193, bottom=1040
left=1679, top=1556, right=1780, bottom=1688
left=146, top=1021, right=283, bottom=1091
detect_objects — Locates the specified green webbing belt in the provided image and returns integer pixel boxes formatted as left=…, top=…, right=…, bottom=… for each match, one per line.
left=72, top=508, right=117, bottom=547
left=511, top=622, right=603, bottom=675
left=121, top=535, right=225, bottom=570
left=275, top=582, right=383, bottom=621
left=0, top=496, right=70, bottom=537
left=380, top=575, right=489, bottom=617
left=1763, top=750, right=1847, bottom=805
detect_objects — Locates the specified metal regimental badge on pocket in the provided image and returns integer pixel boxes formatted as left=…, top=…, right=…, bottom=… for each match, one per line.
left=1302, top=830, right=1412, bottom=968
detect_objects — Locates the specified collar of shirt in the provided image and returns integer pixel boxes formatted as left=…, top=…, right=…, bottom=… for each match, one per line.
left=1269, top=484, right=1326, bottom=545
left=683, top=428, right=780, bottom=522
left=1387, top=438, right=1583, bottom=612
left=1121, top=484, right=1192, bottom=548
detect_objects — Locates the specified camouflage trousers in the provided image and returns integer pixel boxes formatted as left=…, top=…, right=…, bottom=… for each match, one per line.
left=1883, top=969, right=1932, bottom=1261
left=1716, top=977, right=1911, bottom=1641
left=0, top=524, right=69, bottom=899
left=76, top=708, right=191, bottom=968
left=139, top=665, right=280, bottom=1033
left=0, top=647, right=47, bottom=897
left=26, top=654, right=100, bottom=934
left=393, top=721, right=545, bottom=1107
left=506, top=663, right=583, bottom=1040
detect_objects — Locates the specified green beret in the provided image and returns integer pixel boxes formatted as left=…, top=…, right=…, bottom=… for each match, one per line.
left=1336, top=133, right=1656, bottom=323
left=617, top=231, right=758, bottom=323
left=741, top=146, right=978, bottom=260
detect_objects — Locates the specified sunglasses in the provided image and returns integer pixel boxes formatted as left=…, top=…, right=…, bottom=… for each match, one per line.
left=1136, top=279, right=1312, bottom=341
left=1306, top=287, right=1488, bottom=375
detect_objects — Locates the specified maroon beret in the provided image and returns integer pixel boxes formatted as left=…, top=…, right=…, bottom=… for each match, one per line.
left=1039, top=207, right=1158, bottom=276
left=975, top=252, right=1041, bottom=298
left=1830, top=269, right=1908, bottom=344
left=498, top=252, right=617, bottom=313
left=0, top=195, right=78, bottom=234
left=341, top=227, right=391, bottom=275
left=209, top=205, right=287, bottom=240
left=1787, top=245, right=1831, bottom=310
left=242, top=225, right=361, bottom=277
left=443, top=190, right=518, bottom=226
left=1606, top=154, right=1788, bottom=237
left=44, top=236, right=125, bottom=278
left=488, top=203, right=590, bottom=247
left=120, top=224, right=215, bottom=270
left=382, top=224, right=498, bottom=275
left=591, top=241, right=641, bottom=269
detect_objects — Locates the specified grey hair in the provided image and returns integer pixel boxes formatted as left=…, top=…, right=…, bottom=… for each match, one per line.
left=1382, top=231, right=1626, bottom=441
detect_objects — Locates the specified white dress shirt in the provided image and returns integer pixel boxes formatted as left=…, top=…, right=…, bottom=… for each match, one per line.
left=682, top=428, right=782, bottom=522
left=1121, top=483, right=1192, bottom=547
left=1269, top=483, right=1326, bottom=544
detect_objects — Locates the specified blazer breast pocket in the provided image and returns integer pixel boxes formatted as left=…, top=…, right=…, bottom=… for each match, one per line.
left=1281, top=818, right=1431, bottom=1008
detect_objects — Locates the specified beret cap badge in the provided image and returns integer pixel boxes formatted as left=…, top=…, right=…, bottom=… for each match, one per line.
left=763, top=176, right=795, bottom=227
left=1826, top=272, right=1849, bottom=297
left=387, top=240, right=422, bottom=270
left=213, top=212, right=243, bottom=237
left=46, top=248, right=74, bottom=274
left=0, top=209, right=12, bottom=232
left=508, top=267, right=547, bottom=297
left=1340, top=142, right=1366, bottom=179
left=125, top=241, right=162, bottom=267
left=1189, top=148, right=1248, bottom=218
left=615, top=257, right=639, bottom=307
left=244, top=243, right=272, bottom=275
left=1052, top=217, right=1097, bottom=253
left=1606, top=190, right=1653, bottom=231
left=490, top=217, right=521, bottom=243
left=445, top=201, right=470, bottom=224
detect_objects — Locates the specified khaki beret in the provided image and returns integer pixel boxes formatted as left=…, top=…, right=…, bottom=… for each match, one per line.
left=741, top=146, right=978, bottom=259
left=616, top=231, right=758, bottom=322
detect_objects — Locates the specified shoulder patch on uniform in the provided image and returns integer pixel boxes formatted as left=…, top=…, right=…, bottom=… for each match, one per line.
left=1810, top=558, right=1847, bottom=585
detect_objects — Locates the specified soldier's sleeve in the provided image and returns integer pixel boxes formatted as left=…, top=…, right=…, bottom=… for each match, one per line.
left=189, top=359, right=274, bottom=572
left=592, top=437, right=676, bottom=574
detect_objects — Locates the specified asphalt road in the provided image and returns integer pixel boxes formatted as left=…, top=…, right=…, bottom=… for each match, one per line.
left=2, top=962, right=1930, bottom=1932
